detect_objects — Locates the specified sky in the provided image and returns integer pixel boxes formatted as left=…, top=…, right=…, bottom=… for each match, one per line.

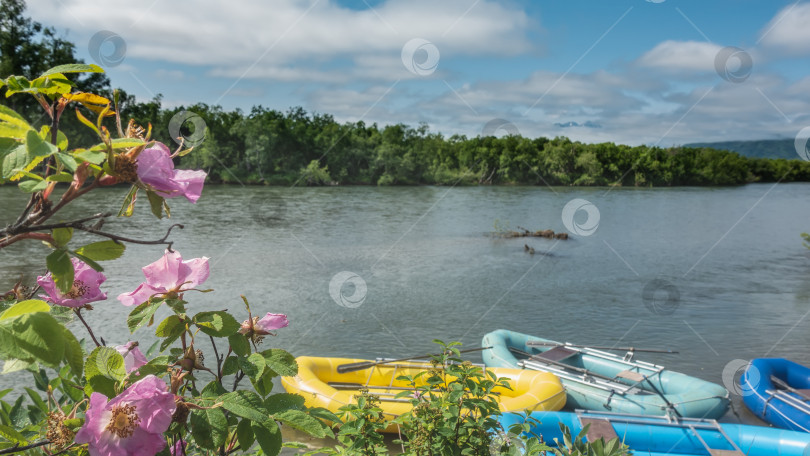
left=25, top=0, right=810, bottom=146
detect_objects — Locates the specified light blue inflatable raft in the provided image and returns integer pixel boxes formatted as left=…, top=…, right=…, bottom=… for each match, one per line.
left=482, top=329, right=729, bottom=419
left=499, top=410, right=810, bottom=456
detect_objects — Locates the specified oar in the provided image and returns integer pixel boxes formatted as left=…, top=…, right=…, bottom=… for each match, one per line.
left=642, top=376, right=682, bottom=418
left=328, top=382, right=430, bottom=391
left=771, top=376, right=810, bottom=402
left=336, top=347, right=492, bottom=374
left=508, top=347, right=618, bottom=383
left=526, top=341, right=678, bottom=354
left=509, top=347, right=682, bottom=417
left=327, top=382, right=484, bottom=395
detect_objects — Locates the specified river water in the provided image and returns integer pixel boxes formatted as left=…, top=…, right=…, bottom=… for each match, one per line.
left=2, top=184, right=810, bottom=434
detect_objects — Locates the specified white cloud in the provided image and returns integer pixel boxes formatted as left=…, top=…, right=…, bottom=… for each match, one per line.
left=636, top=40, right=723, bottom=72
left=281, top=57, right=810, bottom=147
left=28, top=0, right=533, bottom=82
left=24, top=1, right=810, bottom=147
left=759, top=2, right=810, bottom=56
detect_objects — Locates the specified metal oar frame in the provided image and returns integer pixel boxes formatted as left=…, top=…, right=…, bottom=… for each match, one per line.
left=512, top=343, right=668, bottom=410
left=764, top=387, right=810, bottom=416
left=573, top=410, right=744, bottom=455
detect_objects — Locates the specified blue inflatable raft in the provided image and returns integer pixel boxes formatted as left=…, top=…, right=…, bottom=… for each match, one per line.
left=482, top=329, right=729, bottom=419
left=498, top=410, right=810, bottom=456
left=741, top=358, right=810, bottom=432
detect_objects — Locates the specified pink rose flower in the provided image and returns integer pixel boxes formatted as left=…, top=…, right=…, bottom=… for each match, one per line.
left=136, top=142, right=207, bottom=203
left=75, top=375, right=176, bottom=456
left=117, top=250, right=209, bottom=307
left=256, top=313, right=289, bottom=333
left=239, top=312, right=289, bottom=336
left=36, top=257, right=107, bottom=308
left=115, top=342, right=148, bottom=373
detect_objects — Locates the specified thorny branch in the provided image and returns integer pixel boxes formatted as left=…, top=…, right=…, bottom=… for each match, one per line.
left=0, top=440, right=50, bottom=455
left=1, top=209, right=184, bottom=251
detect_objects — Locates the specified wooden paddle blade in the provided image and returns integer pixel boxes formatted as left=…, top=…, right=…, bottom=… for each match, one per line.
left=336, top=361, right=376, bottom=374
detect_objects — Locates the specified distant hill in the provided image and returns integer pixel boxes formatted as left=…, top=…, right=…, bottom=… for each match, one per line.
left=685, top=139, right=800, bottom=160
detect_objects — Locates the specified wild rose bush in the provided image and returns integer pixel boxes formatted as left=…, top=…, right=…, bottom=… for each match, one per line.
left=0, top=65, right=336, bottom=455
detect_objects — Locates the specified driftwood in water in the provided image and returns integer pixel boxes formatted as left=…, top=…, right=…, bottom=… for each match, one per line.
left=497, top=226, right=568, bottom=240
left=524, top=244, right=557, bottom=257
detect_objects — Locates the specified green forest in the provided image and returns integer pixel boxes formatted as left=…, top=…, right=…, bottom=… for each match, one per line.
left=3, top=0, right=810, bottom=187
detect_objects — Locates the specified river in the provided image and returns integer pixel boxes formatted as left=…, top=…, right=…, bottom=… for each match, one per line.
left=2, top=183, right=810, bottom=440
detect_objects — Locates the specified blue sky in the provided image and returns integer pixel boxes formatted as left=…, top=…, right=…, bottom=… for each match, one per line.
left=27, top=0, right=810, bottom=146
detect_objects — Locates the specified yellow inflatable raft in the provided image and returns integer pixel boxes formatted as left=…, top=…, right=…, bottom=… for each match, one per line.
left=282, top=356, right=566, bottom=433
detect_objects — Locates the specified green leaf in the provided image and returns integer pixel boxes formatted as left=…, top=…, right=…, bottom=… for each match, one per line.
left=155, top=315, right=183, bottom=337
left=274, top=409, right=330, bottom=438
left=127, top=299, right=162, bottom=333
left=72, top=149, right=106, bottom=165
left=0, top=105, right=32, bottom=139
left=75, top=109, right=100, bottom=137
left=8, top=396, right=28, bottom=428
left=158, top=319, right=185, bottom=352
left=222, top=356, right=239, bottom=376
left=27, top=74, right=73, bottom=96
left=306, top=407, right=342, bottom=427
left=252, top=420, right=282, bottom=456
left=236, top=419, right=255, bottom=451
left=228, top=334, right=250, bottom=357
left=0, top=138, right=19, bottom=177
left=2, top=359, right=32, bottom=374
left=132, top=355, right=172, bottom=378
left=193, top=311, right=240, bottom=337
left=0, top=312, right=65, bottom=367
left=70, top=252, right=104, bottom=272
left=85, top=347, right=126, bottom=397
left=0, top=424, right=26, bottom=444
left=218, top=391, right=269, bottom=423
left=252, top=367, right=275, bottom=397
left=39, top=126, right=69, bottom=152
left=2, top=144, right=27, bottom=180
left=89, top=138, right=145, bottom=151
left=189, top=408, right=227, bottom=450
left=3, top=75, right=29, bottom=96
left=61, top=325, right=84, bottom=378
left=264, top=393, right=306, bottom=414
left=146, top=190, right=166, bottom=219
left=241, top=353, right=266, bottom=384
left=49, top=305, right=76, bottom=325
left=200, top=380, right=228, bottom=398
left=25, top=129, right=58, bottom=160
left=15, top=170, right=42, bottom=181
left=74, top=240, right=125, bottom=261
left=46, top=249, right=74, bottom=294
left=45, top=171, right=75, bottom=182
left=40, top=64, right=104, bottom=77
left=52, top=227, right=73, bottom=247
left=165, top=299, right=186, bottom=315
left=24, top=387, right=47, bottom=411
left=261, top=349, right=298, bottom=377
left=18, top=179, right=48, bottom=193
left=0, top=300, right=50, bottom=320
left=54, top=153, right=77, bottom=172
left=118, top=186, right=138, bottom=217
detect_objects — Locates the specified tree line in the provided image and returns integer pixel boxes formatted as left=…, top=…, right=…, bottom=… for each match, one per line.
left=3, top=0, right=810, bottom=187
left=125, top=102, right=810, bottom=186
